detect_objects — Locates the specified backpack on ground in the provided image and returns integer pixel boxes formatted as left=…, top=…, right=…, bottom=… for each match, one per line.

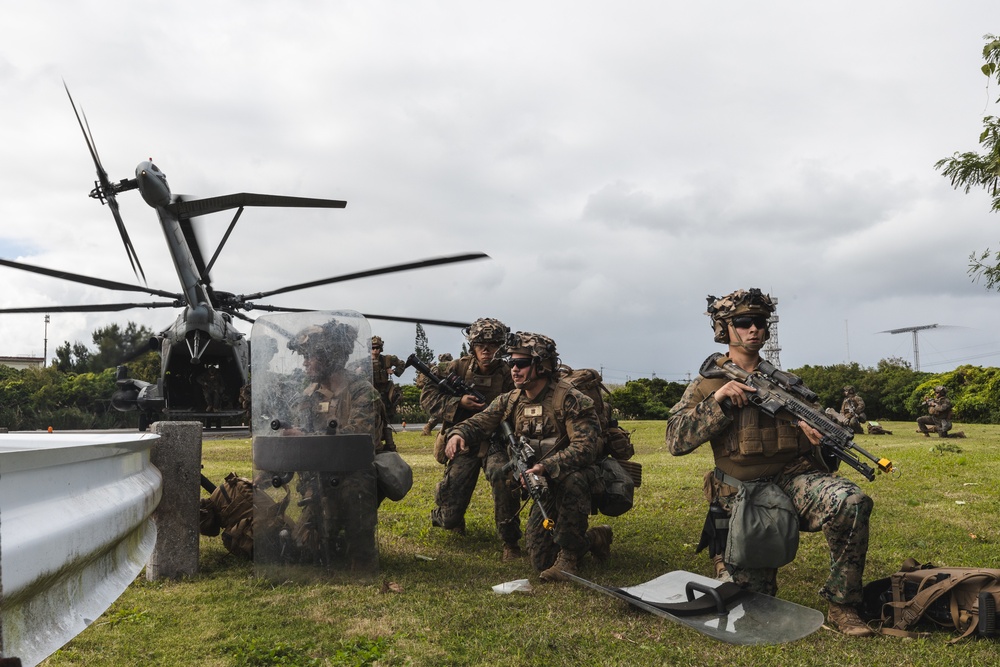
left=200, top=472, right=291, bottom=559
left=862, top=557, right=1000, bottom=641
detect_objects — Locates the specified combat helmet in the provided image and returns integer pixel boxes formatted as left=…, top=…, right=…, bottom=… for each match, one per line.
left=934, top=385, right=947, bottom=396
left=464, top=317, right=510, bottom=346
left=843, top=385, right=856, bottom=395
left=289, top=319, right=359, bottom=375
left=438, top=353, right=454, bottom=363
left=504, top=331, right=559, bottom=373
left=371, top=335, right=384, bottom=350
left=705, top=288, right=775, bottom=344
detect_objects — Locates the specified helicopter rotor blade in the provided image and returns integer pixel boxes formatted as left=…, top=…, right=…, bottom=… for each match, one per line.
left=0, top=302, right=178, bottom=314
left=240, top=252, right=490, bottom=301
left=64, top=82, right=147, bottom=284
left=240, top=303, right=471, bottom=329
left=0, top=258, right=181, bottom=299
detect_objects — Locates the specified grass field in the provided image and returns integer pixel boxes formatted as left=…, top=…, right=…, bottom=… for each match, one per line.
left=41, top=421, right=1000, bottom=666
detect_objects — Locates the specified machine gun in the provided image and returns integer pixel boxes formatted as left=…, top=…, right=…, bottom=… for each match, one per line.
left=499, top=420, right=554, bottom=530
left=405, top=353, right=487, bottom=403
left=700, top=353, right=895, bottom=482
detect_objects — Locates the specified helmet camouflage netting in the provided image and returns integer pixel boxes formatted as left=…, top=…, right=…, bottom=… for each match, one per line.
left=464, top=317, right=510, bottom=345
left=288, top=319, right=359, bottom=369
left=504, top=331, right=559, bottom=372
left=705, top=288, right=775, bottom=344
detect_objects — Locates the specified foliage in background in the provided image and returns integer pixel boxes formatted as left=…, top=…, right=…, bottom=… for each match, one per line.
left=413, top=323, right=434, bottom=366
left=935, top=33, right=1000, bottom=286
left=791, top=357, right=929, bottom=421
left=608, top=377, right=686, bottom=420
left=53, top=322, right=159, bottom=379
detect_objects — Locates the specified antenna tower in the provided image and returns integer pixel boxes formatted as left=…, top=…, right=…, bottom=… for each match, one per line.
left=878, top=324, right=938, bottom=371
left=761, top=297, right=782, bottom=369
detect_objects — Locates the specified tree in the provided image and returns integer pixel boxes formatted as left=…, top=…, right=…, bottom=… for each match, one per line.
left=414, top=323, right=434, bottom=366
left=935, top=34, right=1000, bottom=287
left=53, top=322, right=158, bottom=376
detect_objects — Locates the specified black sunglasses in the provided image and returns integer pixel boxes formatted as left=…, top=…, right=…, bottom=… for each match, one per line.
left=508, top=357, right=534, bottom=369
left=731, top=316, right=768, bottom=330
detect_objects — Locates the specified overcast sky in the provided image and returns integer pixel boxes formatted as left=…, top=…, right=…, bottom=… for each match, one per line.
left=1, top=2, right=998, bottom=385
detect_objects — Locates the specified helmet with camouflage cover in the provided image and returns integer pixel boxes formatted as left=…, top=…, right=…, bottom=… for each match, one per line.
left=705, top=288, right=775, bottom=344
left=371, top=335, right=384, bottom=350
left=464, top=317, right=509, bottom=346
left=504, top=331, right=559, bottom=374
left=844, top=385, right=856, bottom=395
left=934, top=385, right=947, bottom=396
left=438, top=353, right=453, bottom=362
left=289, top=319, right=359, bottom=375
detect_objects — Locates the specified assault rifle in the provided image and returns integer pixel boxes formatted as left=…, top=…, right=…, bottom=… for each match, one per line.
left=405, top=353, right=487, bottom=403
left=499, top=420, right=554, bottom=530
left=700, top=352, right=895, bottom=482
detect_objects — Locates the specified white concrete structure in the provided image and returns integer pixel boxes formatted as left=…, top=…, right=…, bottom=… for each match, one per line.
left=0, top=433, right=161, bottom=666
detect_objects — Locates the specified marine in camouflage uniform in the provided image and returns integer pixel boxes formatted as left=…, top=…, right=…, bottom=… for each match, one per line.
left=285, top=320, right=387, bottom=570
left=420, top=353, right=453, bottom=436
left=840, top=386, right=867, bottom=434
left=447, top=331, right=611, bottom=581
left=422, top=319, right=521, bottom=559
left=665, top=289, right=875, bottom=637
left=371, top=335, right=405, bottom=447
left=917, top=385, right=955, bottom=437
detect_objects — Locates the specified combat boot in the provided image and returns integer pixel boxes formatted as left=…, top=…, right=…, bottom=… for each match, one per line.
left=502, top=542, right=523, bottom=562
left=539, top=550, right=578, bottom=582
left=827, top=603, right=876, bottom=637
left=586, top=525, right=613, bottom=563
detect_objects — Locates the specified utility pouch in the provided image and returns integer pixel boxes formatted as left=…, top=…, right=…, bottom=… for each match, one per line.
left=725, top=478, right=799, bottom=569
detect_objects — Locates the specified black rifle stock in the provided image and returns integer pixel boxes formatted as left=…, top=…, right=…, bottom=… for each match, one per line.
left=700, top=353, right=895, bottom=482
left=405, top=353, right=487, bottom=403
left=499, top=420, right=554, bottom=530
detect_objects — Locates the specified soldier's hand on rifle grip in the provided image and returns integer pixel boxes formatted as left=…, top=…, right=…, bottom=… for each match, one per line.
left=458, top=395, right=486, bottom=411
left=797, top=421, right=823, bottom=446
left=523, top=463, right=545, bottom=489
left=445, top=434, right=468, bottom=460
left=714, top=381, right=756, bottom=408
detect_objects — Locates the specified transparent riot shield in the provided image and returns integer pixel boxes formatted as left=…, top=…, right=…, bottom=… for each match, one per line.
left=250, top=311, right=380, bottom=582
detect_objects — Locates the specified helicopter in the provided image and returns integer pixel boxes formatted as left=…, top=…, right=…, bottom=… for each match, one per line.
left=0, top=86, right=486, bottom=430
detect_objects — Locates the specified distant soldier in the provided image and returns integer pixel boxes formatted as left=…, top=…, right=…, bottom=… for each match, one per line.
left=371, top=335, right=406, bottom=447
left=198, top=365, right=226, bottom=412
left=917, top=385, right=960, bottom=438
left=419, top=353, right=454, bottom=436
left=839, top=386, right=866, bottom=434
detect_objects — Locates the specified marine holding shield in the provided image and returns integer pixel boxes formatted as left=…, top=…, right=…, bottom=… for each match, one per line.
left=664, top=288, right=875, bottom=637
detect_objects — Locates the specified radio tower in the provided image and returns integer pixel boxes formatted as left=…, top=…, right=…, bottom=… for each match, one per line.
left=762, top=297, right=782, bottom=369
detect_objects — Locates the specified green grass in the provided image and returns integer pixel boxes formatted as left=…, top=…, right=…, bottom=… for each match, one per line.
left=43, top=421, right=1000, bottom=666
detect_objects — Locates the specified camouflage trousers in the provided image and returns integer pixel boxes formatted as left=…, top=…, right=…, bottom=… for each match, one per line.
left=293, top=468, right=378, bottom=571
left=525, top=468, right=593, bottom=572
left=718, top=470, right=872, bottom=605
left=432, top=448, right=521, bottom=546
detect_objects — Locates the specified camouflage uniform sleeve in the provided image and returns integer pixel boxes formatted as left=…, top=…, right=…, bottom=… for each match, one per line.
left=665, top=376, right=731, bottom=456
left=385, top=354, right=406, bottom=377
left=343, top=379, right=385, bottom=451
left=419, top=359, right=463, bottom=423
left=542, top=390, right=600, bottom=480
left=448, top=392, right=509, bottom=444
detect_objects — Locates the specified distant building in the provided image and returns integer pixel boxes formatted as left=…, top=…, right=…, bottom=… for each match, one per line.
left=0, top=356, right=44, bottom=370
